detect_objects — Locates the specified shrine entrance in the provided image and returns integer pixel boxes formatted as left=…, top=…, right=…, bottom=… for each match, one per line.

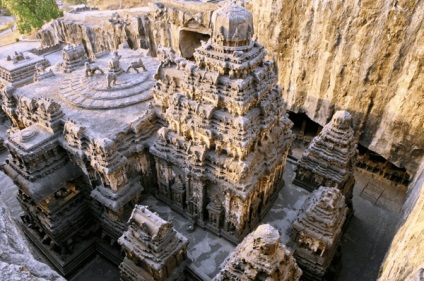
left=179, top=30, right=210, bottom=60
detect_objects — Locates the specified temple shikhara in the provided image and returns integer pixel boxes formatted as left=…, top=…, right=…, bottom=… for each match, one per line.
left=293, top=110, right=358, bottom=209
left=214, top=224, right=302, bottom=281
left=150, top=2, right=293, bottom=242
left=118, top=205, right=188, bottom=281
left=289, top=187, right=348, bottom=281
left=1, top=0, right=417, bottom=280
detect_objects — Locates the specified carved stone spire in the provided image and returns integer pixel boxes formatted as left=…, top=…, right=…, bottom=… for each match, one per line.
left=293, top=110, right=357, bottom=209
left=214, top=224, right=302, bottom=280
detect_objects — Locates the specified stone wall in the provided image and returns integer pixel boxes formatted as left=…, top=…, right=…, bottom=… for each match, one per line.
left=378, top=162, right=424, bottom=280
left=37, top=9, right=151, bottom=57
left=249, top=0, right=424, bottom=174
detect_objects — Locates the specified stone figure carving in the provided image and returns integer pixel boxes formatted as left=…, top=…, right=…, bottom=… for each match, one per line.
left=33, top=63, right=54, bottom=82
left=84, top=62, right=104, bottom=77
left=109, top=13, right=130, bottom=27
left=14, top=51, right=25, bottom=63
left=126, top=58, right=147, bottom=73
left=107, top=72, right=117, bottom=88
left=35, top=63, right=46, bottom=74
left=108, top=51, right=121, bottom=69
left=157, top=47, right=176, bottom=67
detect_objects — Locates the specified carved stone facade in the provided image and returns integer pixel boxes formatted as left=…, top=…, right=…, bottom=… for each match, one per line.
left=214, top=224, right=302, bottom=281
left=289, top=187, right=348, bottom=281
left=0, top=49, right=161, bottom=272
left=118, top=205, right=188, bottom=281
left=150, top=2, right=293, bottom=242
left=62, top=44, right=89, bottom=73
left=2, top=97, right=96, bottom=276
left=293, top=110, right=357, bottom=209
left=0, top=52, right=50, bottom=86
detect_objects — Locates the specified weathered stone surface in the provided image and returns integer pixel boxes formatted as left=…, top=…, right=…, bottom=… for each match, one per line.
left=118, top=205, right=188, bottom=281
left=0, top=195, right=65, bottom=281
left=150, top=2, right=293, bottom=242
left=36, top=0, right=424, bottom=176
left=294, top=110, right=357, bottom=209
left=0, top=52, right=50, bottom=86
left=290, top=187, right=347, bottom=280
left=214, top=224, right=302, bottom=281
left=379, top=162, right=424, bottom=280
left=249, top=0, right=424, bottom=174
left=1, top=48, right=160, bottom=271
left=37, top=9, right=151, bottom=58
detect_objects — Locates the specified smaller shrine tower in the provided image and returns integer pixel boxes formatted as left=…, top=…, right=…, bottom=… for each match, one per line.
left=118, top=205, right=189, bottom=281
left=293, top=110, right=357, bottom=208
left=289, top=187, right=348, bottom=280
left=2, top=96, right=96, bottom=276
left=214, top=224, right=302, bottom=281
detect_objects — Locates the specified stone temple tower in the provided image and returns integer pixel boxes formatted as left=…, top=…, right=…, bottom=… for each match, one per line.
left=214, top=224, right=302, bottom=280
left=289, top=187, right=348, bottom=281
left=293, top=110, right=357, bottom=209
left=150, top=2, right=293, bottom=242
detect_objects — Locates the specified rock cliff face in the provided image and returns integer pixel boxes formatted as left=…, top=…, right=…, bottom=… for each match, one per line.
left=249, top=0, right=424, bottom=174
left=379, top=162, right=424, bottom=280
left=37, top=9, right=151, bottom=57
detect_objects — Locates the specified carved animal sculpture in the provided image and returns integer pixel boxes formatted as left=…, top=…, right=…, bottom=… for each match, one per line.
left=126, top=59, right=147, bottom=73
left=85, top=62, right=104, bottom=77
left=107, top=72, right=117, bottom=88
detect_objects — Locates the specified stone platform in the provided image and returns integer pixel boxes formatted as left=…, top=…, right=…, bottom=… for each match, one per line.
left=59, top=56, right=159, bottom=110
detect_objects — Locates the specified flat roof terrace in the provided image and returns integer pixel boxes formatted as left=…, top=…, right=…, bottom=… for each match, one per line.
left=12, top=48, right=159, bottom=140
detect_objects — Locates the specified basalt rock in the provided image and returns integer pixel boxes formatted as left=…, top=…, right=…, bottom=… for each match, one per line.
left=214, top=224, right=302, bottom=281
left=294, top=110, right=357, bottom=210
left=150, top=2, right=293, bottom=242
left=249, top=0, right=424, bottom=174
left=290, top=187, right=348, bottom=281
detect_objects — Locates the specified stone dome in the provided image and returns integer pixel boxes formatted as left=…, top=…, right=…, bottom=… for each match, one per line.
left=211, top=2, right=254, bottom=47
left=253, top=224, right=280, bottom=255
left=331, top=110, right=352, bottom=130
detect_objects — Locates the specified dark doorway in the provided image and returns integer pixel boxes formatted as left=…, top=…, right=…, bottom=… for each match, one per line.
left=179, top=30, right=210, bottom=60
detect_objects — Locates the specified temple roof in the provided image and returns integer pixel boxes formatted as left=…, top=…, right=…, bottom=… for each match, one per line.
left=214, top=224, right=302, bottom=280
left=297, top=110, right=357, bottom=183
left=211, top=2, right=253, bottom=46
left=292, top=186, right=347, bottom=247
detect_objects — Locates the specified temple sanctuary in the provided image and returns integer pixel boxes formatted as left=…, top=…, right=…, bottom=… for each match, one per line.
left=150, top=2, right=293, bottom=242
left=289, top=187, right=348, bottom=281
left=214, top=224, right=302, bottom=280
left=293, top=111, right=357, bottom=209
left=118, top=205, right=188, bottom=281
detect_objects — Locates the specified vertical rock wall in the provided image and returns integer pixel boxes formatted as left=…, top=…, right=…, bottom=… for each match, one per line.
left=37, top=11, right=149, bottom=57
left=249, top=0, right=424, bottom=173
left=378, top=162, right=424, bottom=280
